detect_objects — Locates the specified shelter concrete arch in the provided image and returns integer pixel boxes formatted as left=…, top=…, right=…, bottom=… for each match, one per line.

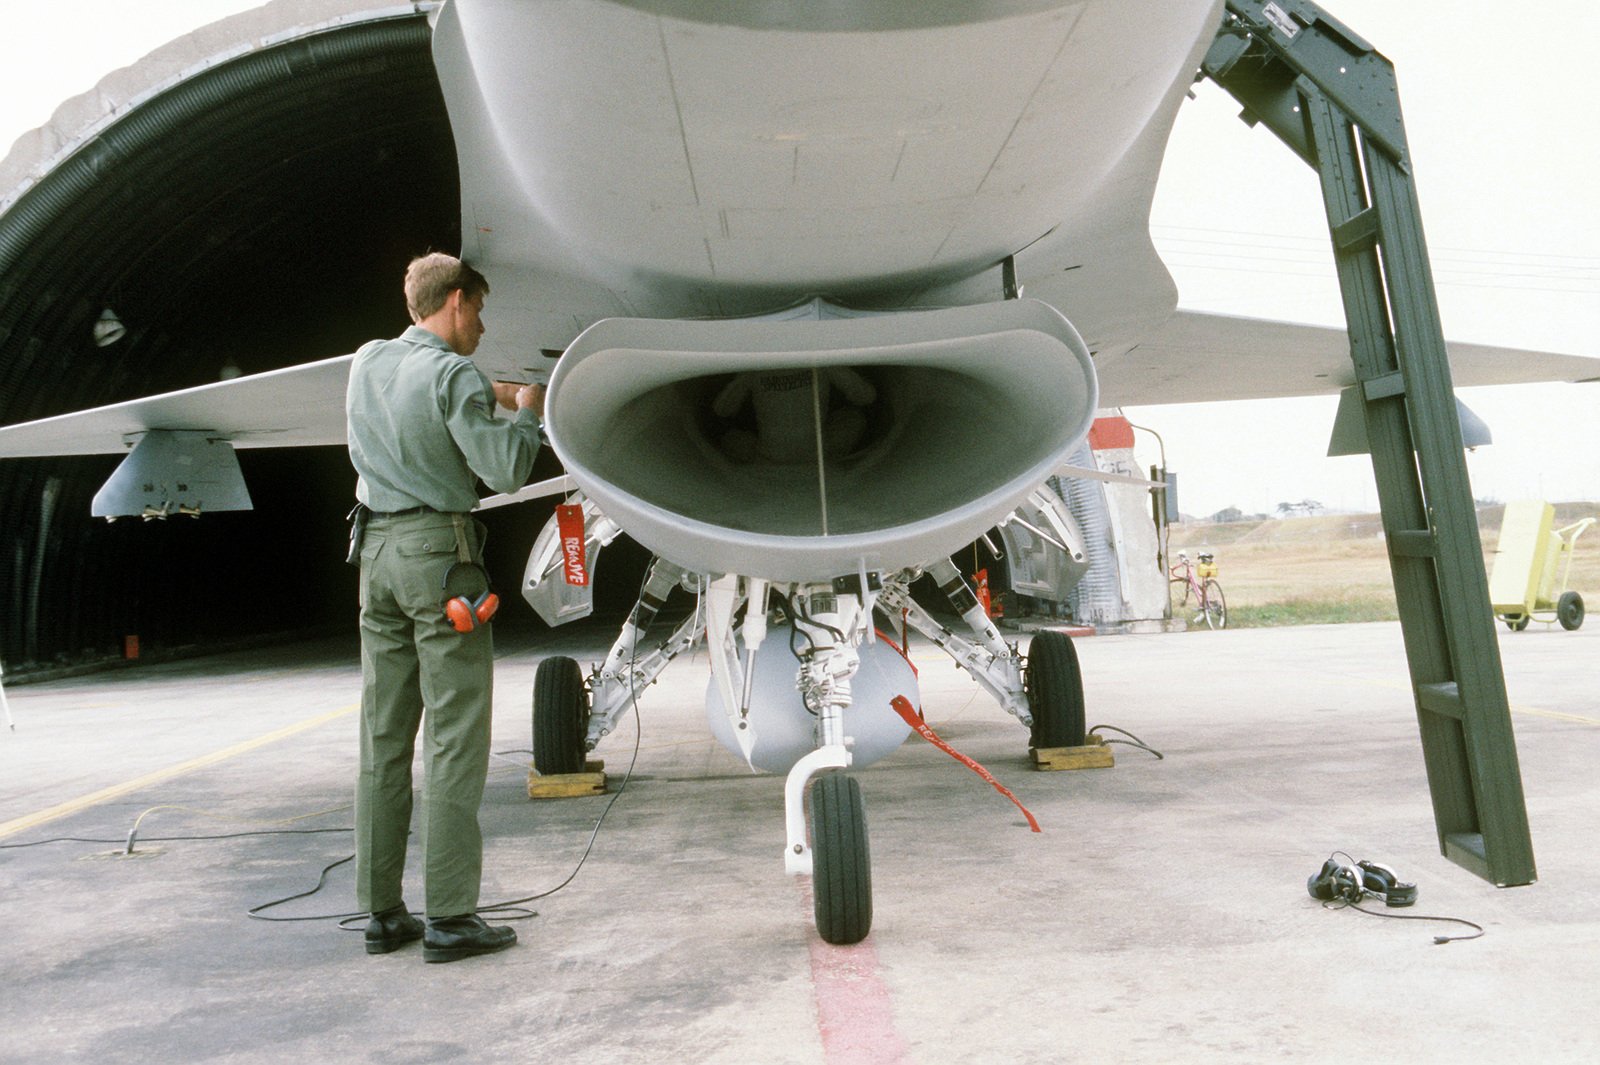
left=0, top=2, right=467, bottom=670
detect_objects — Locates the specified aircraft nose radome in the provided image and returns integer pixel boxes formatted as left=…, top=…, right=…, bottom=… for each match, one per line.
left=545, top=299, right=1098, bottom=582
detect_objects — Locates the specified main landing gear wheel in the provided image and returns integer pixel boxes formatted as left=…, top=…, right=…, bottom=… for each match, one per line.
left=810, top=772, right=872, bottom=945
left=1558, top=591, right=1585, bottom=631
left=1026, top=631, right=1086, bottom=749
left=532, top=656, right=588, bottom=775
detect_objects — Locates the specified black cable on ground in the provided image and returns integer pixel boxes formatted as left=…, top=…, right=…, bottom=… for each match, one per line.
left=1324, top=898, right=1485, bottom=944
left=1, top=827, right=352, bottom=850
left=255, top=559, right=665, bottom=927
left=249, top=856, right=364, bottom=923
left=475, top=698, right=643, bottom=918
left=1088, top=723, right=1164, bottom=759
left=17, top=562, right=666, bottom=930
left=246, top=715, right=646, bottom=929
left=472, top=558, right=664, bottom=913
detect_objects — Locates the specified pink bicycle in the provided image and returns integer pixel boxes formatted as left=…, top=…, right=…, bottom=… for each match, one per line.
left=1169, top=551, right=1227, bottom=630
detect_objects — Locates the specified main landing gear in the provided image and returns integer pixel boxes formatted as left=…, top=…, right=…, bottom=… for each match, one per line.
left=526, top=547, right=1086, bottom=946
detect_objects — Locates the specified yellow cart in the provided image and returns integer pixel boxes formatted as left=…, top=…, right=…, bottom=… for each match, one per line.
left=1488, top=501, right=1592, bottom=631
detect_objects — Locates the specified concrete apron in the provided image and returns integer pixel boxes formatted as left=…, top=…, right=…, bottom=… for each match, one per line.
left=1, top=619, right=1597, bottom=1064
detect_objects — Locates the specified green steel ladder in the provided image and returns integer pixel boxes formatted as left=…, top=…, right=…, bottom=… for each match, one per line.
left=1200, top=0, right=1535, bottom=886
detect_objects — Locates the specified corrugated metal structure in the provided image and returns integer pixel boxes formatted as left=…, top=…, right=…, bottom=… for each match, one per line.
left=0, top=4, right=461, bottom=671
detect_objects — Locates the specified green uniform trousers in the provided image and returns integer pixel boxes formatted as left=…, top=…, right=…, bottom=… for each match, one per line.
left=355, top=511, right=494, bottom=919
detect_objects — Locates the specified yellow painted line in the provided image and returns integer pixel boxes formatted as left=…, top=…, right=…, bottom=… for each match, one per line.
left=0, top=702, right=357, bottom=841
left=1507, top=705, right=1600, bottom=726
left=1348, top=676, right=1599, bottom=726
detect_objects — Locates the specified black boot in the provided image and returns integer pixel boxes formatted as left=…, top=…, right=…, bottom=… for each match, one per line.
left=364, top=904, right=424, bottom=955
left=422, top=913, right=517, bottom=963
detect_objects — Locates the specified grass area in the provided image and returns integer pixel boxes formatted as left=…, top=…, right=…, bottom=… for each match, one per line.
left=1225, top=595, right=1398, bottom=629
left=1166, top=502, right=1598, bottom=629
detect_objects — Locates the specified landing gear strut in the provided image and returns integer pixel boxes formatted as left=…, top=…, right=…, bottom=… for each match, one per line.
left=780, top=582, right=872, bottom=944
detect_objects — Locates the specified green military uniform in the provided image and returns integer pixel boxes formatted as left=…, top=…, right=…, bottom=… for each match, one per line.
left=346, top=325, right=540, bottom=919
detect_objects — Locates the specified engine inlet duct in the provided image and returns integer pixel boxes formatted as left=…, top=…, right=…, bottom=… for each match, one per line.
left=545, top=298, right=1098, bottom=582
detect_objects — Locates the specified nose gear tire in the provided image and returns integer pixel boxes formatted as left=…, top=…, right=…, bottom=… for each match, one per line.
left=810, top=772, right=872, bottom=945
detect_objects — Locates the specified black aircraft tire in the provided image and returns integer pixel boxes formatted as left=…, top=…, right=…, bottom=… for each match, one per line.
left=811, top=773, right=872, bottom=945
left=1558, top=591, right=1585, bottom=631
left=1026, top=631, right=1087, bottom=749
left=533, top=656, right=588, bottom=775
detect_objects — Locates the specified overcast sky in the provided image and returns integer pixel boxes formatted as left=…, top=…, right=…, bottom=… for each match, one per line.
left=1141, top=0, right=1599, bottom=516
left=1, top=0, right=1595, bottom=517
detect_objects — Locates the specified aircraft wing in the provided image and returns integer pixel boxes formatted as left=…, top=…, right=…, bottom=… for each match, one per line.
left=1, top=310, right=1596, bottom=462
left=0, top=354, right=352, bottom=457
left=1097, top=308, right=1600, bottom=407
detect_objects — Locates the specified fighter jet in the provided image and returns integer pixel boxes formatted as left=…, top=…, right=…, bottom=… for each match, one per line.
left=1, top=1, right=1596, bottom=943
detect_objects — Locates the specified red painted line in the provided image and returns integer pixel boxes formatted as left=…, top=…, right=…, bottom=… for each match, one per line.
left=802, top=883, right=914, bottom=1065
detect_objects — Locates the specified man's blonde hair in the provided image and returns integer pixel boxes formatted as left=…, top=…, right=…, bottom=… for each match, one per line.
left=404, top=253, right=490, bottom=323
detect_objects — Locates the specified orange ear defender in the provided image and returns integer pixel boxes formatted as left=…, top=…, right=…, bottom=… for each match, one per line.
left=443, top=561, right=499, bottom=633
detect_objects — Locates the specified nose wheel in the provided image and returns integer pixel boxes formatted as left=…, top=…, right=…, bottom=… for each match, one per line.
left=810, top=772, right=872, bottom=945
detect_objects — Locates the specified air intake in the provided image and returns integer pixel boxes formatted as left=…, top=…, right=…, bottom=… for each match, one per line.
left=546, top=298, right=1098, bottom=581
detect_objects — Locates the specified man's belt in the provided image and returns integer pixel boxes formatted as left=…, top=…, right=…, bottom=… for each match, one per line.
left=347, top=504, right=467, bottom=566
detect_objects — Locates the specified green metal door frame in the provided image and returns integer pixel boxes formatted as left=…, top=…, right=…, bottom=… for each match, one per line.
left=1200, top=0, right=1535, bottom=886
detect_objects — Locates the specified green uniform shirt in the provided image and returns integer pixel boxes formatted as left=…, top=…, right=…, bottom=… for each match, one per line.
left=346, top=325, right=540, bottom=512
